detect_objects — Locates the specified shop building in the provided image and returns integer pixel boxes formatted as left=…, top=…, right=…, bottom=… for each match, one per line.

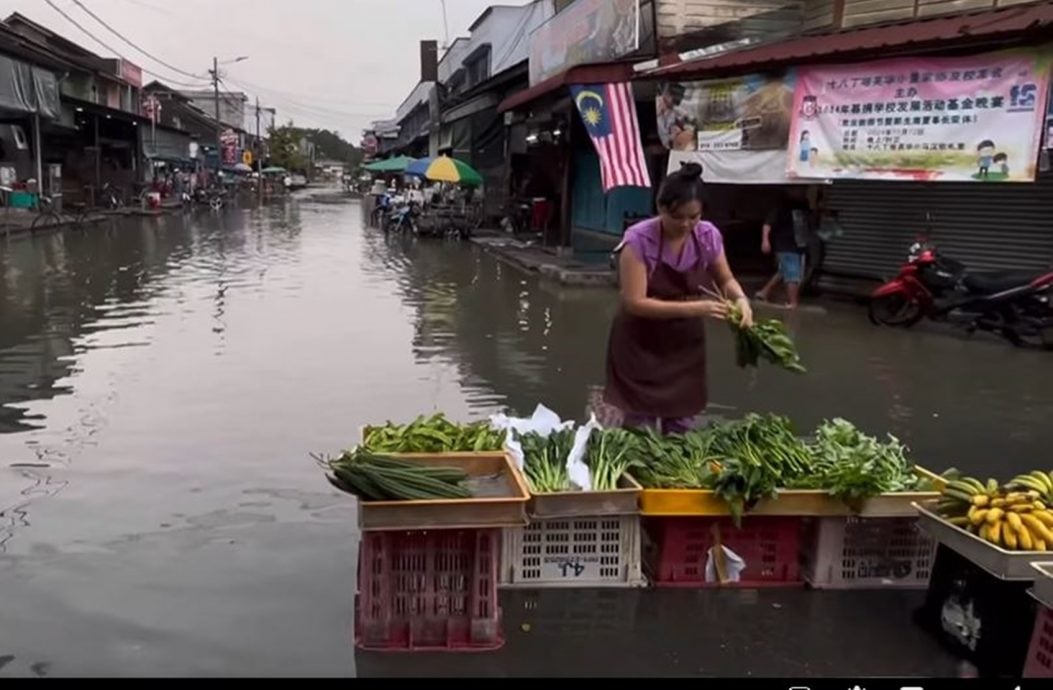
left=4, top=13, right=147, bottom=203
left=645, top=2, right=1053, bottom=290
left=0, top=23, right=64, bottom=195
left=433, top=2, right=554, bottom=222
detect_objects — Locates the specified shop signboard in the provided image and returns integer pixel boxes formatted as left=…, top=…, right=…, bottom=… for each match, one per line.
left=787, top=46, right=1053, bottom=182
left=119, top=59, right=143, bottom=89
left=529, top=0, right=639, bottom=86
left=657, top=72, right=797, bottom=184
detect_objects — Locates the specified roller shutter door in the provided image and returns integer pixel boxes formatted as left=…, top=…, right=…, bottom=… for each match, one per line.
left=821, top=174, right=1053, bottom=284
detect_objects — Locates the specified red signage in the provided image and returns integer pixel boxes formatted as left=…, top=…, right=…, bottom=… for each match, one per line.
left=119, top=59, right=143, bottom=88
left=362, top=134, right=378, bottom=155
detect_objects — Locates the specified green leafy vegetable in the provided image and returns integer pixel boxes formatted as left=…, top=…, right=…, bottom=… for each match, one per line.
left=583, top=428, right=642, bottom=491
left=788, top=418, right=924, bottom=506
left=726, top=301, right=806, bottom=374
left=519, top=428, right=576, bottom=493
left=705, top=413, right=814, bottom=524
left=362, top=413, right=506, bottom=453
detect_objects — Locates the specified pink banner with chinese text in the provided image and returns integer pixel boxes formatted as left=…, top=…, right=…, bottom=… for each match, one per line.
left=788, top=47, right=1053, bottom=182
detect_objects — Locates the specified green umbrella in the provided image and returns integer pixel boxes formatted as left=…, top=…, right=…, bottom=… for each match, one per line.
left=362, top=155, right=416, bottom=173
left=405, top=155, right=483, bottom=186
left=261, top=166, right=288, bottom=174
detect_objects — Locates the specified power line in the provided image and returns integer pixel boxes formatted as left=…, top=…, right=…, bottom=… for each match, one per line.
left=68, top=0, right=205, bottom=80
left=221, top=77, right=392, bottom=120
left=42, top=0, right=210, bottom=89
left=224, top=74, right=396, bottom=110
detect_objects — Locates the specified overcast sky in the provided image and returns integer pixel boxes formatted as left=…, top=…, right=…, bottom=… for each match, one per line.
left=11, top=0, right=528, bottom=140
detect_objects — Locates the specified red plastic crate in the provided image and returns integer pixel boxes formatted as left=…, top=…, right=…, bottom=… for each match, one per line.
left=1025, top=605, right=1053, bottom=678
left=643, top=516, right=803, bottom=587
left=355, top=528, right=503, bottom=651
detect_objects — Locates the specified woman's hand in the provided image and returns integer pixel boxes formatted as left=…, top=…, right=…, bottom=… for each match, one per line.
left=692, top=299, right=728, bottom=320
left=734, top=296, right=754, bottom=328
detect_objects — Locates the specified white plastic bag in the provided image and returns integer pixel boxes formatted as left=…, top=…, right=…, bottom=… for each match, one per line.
left=705, top=545, right=747, bottom=584
left=489, top=403, right=573, bottom=472
left=566, top=413, right=602, bottom=491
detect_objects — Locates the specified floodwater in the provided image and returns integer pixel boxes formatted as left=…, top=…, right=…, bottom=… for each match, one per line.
left=0, top=191, right=1049, bottom=677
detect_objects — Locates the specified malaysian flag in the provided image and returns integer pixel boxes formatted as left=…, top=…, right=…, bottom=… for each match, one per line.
left=570, top=83, right=652, bottom=191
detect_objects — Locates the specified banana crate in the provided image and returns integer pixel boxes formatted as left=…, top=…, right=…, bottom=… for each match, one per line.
left=1025, top=563, right=1053, bottom=678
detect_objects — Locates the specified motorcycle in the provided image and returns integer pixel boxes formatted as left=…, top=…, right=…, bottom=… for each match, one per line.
left=868, top=239, right=1053, bottom=349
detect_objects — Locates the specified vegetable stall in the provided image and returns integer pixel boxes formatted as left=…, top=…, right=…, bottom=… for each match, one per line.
left=321, top=407, right=1053, bottom=675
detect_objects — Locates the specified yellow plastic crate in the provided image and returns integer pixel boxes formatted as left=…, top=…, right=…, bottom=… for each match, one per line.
left=639, top=466, right=943, bottom=518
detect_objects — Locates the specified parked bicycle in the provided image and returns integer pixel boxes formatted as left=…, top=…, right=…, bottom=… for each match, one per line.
left=31, top=193, right=89, bottom=233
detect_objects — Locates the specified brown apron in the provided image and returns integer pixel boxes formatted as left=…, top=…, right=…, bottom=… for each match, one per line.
left=604, top=231, right=711, bottom=419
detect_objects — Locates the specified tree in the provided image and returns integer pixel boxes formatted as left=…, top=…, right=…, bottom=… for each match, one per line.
left=267, top=120, right=309, bottom=172
left=267, top=121, right=364, bottom=173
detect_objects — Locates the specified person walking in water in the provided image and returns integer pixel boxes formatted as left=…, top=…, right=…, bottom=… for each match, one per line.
left=604, top=163, right=753, bottom=435
left=756, top=186, right=811, bottom=309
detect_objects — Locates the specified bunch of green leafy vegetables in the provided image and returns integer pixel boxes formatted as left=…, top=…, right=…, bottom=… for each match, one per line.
left=628, top=426, right=719, bottom=490
left=704, top=413, right=814, bottom=524
left=788, top=418, right=927, bottom=506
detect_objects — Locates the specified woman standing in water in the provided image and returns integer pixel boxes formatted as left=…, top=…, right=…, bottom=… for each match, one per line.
left=604, top=163, right=752, bottom=434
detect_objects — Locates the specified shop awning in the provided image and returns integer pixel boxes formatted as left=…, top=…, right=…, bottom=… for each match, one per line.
left=647, top=3, right=1053, bottom=80
left=0, top=54, right=59, bottom=118
left=497, top=62, right=636, bottom=114
left=63, top=96, right=150, bottom=124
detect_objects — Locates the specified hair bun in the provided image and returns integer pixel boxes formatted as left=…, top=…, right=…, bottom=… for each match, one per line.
left=678, top=162, right=704, bottom=181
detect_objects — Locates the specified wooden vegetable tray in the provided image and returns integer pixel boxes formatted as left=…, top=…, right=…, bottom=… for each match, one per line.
left=357, top=452, right=530, bottom=531
left=528, top=474, right=642, bottom=519
left=639, top=466, right=943, bottom=518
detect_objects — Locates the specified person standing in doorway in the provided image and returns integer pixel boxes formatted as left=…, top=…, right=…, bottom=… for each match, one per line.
left=756, top=186, right=811, bottom=309
left=604, top=163, right=753, bottom=435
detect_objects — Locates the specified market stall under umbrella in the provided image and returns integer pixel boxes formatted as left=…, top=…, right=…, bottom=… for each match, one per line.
left=405, top=155, right=483, bottom=187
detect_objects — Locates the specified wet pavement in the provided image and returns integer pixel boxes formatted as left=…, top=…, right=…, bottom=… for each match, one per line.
left=0, top=191, right=1048, bottom=677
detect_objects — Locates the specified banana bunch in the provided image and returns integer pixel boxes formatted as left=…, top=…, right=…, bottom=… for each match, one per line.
left=1007, top=470, right=1053, bottom=506
left=936, top=475, right=1053, bottom=551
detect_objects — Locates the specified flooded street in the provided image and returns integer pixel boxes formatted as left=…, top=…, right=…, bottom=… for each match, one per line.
left=1, top=192, right=1050, bottom=677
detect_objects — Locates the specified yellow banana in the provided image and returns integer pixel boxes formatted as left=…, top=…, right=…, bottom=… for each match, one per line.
left=1004, top=523, right=1019, bottom=549
left=972, top=494, right=990, bottom=507
left=1007, top=512, right=1024, bottom=532
left=987, top=520, right=1003, bottom=546
left=1037, top=538, right=1049, bottom=551
left=970, top=507, right=989, bottom=526
left=1019, top=514, right=1053, bottom=545
left=991, top=497, right=1007, bottom=508
left=1035, top=501, right=1047, bottom=511
left=1032, top=511, right=1053, bottom=528
left=1007, top=492, right=1030, bottom=504
left=1010, top=503, right=1034, bottom=513
left=986, top=507, right=1004, bottom=524
left=1018, top=524, right=1035, bottom=550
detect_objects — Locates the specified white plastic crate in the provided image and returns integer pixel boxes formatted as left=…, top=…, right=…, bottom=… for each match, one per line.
left=802, top=516, right=936, bottom=589
left=500, top=515, right=645, bottom=588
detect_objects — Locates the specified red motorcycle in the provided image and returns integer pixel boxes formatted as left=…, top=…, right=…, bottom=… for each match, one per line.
left=869, top=239, right=1053, bottom=349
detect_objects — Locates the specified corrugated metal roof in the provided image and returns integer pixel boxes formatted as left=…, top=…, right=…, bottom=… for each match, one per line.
left=497, top=62, right=635, bottom=113
left=648, top=3, right=1053, bottom=80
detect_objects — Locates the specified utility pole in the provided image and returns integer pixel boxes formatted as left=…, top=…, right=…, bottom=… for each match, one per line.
left=256, top=96, right=263, bottom=206
left=211, top=56, right=221, bottom=169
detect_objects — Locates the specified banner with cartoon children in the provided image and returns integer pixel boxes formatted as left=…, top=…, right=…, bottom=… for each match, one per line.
left=787, top=46, right=1053, bottom=182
